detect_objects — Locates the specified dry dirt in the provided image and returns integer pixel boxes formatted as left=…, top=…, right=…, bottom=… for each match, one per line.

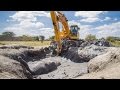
left=75, top=47, right=120, bottom=79
left=36, top=57, right=88, bottom=79
left=0, top=55, right=32, bottom=79
left=0, top=44, right=120, bottom=79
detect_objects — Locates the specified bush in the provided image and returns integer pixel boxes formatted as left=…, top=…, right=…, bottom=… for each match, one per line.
left=106, top=36, right=116, bottom=42
left=85, top=34, right=97, bottom=41
left=49, top=36, right=55, bottom=40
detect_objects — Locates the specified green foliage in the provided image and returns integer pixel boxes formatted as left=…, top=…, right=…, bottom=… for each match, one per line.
left=0, top=31, right=47, bottom=41
left=49, top=36, right=55, bottom=40
left=106, top=36, right=120, bottom=42
left=2, top=32, right=15, bottom=37
left=110, top=41, right=120, bottom=47
left=32, top=36, right=39, bottom=41
left=18, top=35, right=34, bottom=41
left=106, top=36, right=120, bottom=47
left=0, top=31, right=15, bottom=41
left=85, top=34, right=97, bottom=41
left=106, top=36, right=115, bottom=42
left=39, top=36, right=45, bottom=43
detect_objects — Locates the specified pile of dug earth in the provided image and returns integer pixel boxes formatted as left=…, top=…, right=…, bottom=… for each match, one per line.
left=0, top=40, right=120, bottom=79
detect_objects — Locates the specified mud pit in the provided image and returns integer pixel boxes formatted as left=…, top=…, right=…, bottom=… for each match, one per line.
left=0, top=44, right=113, bottom=79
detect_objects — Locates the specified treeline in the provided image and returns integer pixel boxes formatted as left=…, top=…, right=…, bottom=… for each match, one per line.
left=0, top=31, right=120, bottom=42
left=106, top=36, right=120, bottom=42
left=85, top=34, right=120, bottom=42
left=0, top=31, right=45, bottom=41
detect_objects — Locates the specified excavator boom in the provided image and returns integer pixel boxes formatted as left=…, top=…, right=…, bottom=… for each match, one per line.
left=50, top=11, right=62, bottom=54
left=50, top=11, right=80, bottom=55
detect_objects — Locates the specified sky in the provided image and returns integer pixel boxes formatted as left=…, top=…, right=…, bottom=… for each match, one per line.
left=0, top=11, right=120, bottom=39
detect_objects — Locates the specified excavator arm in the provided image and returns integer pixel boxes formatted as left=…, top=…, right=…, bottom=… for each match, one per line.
left=50, top=11, right=62, bottom=55
left=50, top=11, right=80, bottom=55
left=56, top=11, right=70, bottom=38
left=50, top=11, right=71, bottom=55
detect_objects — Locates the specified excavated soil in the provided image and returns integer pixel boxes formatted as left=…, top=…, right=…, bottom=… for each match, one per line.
left=62, top=45, right=108, bottom=63
left=0, top=44, right=120, bottom=79
left=0, top=55, right=32, bottom=79
left=75, top=47, right=120, bottom=79
left=36, top=57, right=88, bottom=79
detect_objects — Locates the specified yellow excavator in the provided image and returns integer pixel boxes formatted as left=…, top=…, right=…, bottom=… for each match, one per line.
left=50, top=11, right=83, bottom=55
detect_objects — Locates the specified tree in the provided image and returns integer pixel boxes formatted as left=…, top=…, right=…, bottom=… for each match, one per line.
left=49, top=36, right=55, bottom=40
left=39, top=36, right=45, bottom=43
left=33, top=36, right=39, bottom=41
left=2, top=31, right=15, bottom=37
left=1, top=31, right=15, bottom=41
left=19, top=35, right=33, bottom=41
left=85, top=34, right=96, bottom=41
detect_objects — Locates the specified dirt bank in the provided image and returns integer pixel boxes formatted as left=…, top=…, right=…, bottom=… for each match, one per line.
left=0, top=55, right=32, bottom=79
left=75, top=47, right=120, bottom=79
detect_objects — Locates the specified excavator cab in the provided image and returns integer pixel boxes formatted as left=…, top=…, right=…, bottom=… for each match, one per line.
left=70, top=25, right=80, bottom=40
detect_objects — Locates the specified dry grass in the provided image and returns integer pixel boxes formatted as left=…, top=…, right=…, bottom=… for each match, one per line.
left=0, top=41, right=51, bottom=47
left=111, top=41, right=120, bottom=47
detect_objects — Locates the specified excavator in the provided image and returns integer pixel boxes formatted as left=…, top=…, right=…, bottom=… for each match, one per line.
left=50, top=11, right=84, bottom=55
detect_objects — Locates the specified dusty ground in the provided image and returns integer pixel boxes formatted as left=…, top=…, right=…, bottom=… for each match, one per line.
left=0, top=44, right=120, bottom=79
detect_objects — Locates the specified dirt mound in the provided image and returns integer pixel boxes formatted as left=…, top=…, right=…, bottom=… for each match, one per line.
left=80, top=39, right=112, bottom=48
left=1, top=48, right=48, bottom=62
left=62, top=45, right=108, bottom=63
left=76, top=62, right=120, bottom=79
left=0, top=46, right=60, bottom=78
left=88, top=47, right=120, bottom=73
left=22, top=49, right=47, bottom=61
left=0, top=55, right=32, bottom=79
left=28, top=58, right=61, bottom=75
left=75, top=47, right=120, bottom=79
